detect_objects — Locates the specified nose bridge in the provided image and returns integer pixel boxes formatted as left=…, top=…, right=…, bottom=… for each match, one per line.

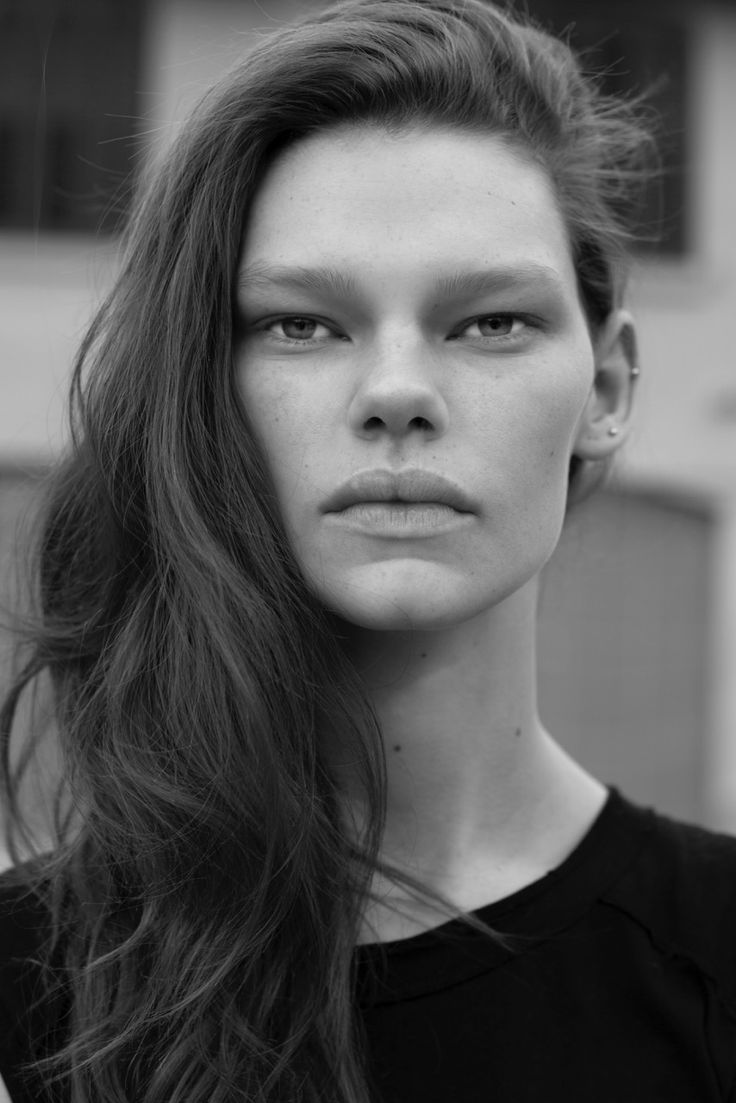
left=348, top=325, right=449, bottom=438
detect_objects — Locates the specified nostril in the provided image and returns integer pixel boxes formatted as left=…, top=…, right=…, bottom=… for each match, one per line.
left=358, top=413, right=437, bottom=435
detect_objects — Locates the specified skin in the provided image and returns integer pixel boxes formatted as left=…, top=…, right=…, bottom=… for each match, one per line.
left=236, top=124, right=638, bottom=942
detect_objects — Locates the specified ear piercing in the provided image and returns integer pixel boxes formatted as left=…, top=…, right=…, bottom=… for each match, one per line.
left=605, top=369, right=638, bottom=436
left=606, top=369, right=638, bottom=435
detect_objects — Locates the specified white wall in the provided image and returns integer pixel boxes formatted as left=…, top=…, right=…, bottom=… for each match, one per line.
left=142, top=0, right=307, bottom=142
left=624, top=7, right=736, bottom=501
left=0, top=235, right=118, bottom=463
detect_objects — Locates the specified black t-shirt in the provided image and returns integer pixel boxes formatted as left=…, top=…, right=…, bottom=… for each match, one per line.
left=3, top=786, right=736, bottom=1101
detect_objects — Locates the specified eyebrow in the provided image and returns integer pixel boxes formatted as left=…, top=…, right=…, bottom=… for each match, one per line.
left=237, top=262, right=565, bottom=301
left=238, top=264, right=359, bottom=299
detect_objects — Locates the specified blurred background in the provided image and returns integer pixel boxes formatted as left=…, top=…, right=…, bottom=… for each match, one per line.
left=0, top=0, right=735, bottom=850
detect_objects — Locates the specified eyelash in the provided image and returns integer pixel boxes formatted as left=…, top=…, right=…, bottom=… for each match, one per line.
left=254, top=313, right=534, bottom=347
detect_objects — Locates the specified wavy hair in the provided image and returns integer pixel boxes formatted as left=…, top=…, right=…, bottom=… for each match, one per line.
left=1, top=1, right=654, bottom=1100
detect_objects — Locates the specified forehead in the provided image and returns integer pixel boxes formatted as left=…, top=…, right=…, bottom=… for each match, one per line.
left=241, top=125, right=576, bottom=294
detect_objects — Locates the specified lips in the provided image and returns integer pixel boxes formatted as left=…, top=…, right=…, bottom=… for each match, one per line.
left=321, top=468, right=475, bottom=514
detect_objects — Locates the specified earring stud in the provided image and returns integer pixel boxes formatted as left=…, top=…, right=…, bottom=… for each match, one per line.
left=630, top=366, right=640, bottom=378
left=608, top=425, right=619, bottom=437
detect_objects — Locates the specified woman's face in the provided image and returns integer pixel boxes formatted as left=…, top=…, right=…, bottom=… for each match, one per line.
left=236, top=125, right=613, bottom=630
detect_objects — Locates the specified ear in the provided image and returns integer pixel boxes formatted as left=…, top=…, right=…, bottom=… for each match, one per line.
left=573, top=309, right=640, bottom=461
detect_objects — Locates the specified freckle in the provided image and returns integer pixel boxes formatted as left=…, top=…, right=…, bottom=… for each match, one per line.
left=514, top=728, right=521, bottom=738
left=420, top=652, right=427, bottom=659
left=393, top=744, right=402, bottom=753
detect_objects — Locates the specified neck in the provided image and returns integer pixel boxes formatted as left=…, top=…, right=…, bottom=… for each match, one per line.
left=334, top=577, right=606, bottom=941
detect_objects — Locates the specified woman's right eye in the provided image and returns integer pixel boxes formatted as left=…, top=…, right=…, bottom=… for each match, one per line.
left=263, top=317, right=334, bottom=343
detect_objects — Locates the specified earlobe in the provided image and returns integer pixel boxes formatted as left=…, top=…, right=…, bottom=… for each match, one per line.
left=573, top=309, right=640, bottom=461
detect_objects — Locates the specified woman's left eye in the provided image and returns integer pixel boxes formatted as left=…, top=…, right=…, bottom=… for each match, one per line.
left=458, top=314, right=527, bottom=340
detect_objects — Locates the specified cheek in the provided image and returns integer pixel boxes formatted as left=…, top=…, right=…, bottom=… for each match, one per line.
left=237, top=369, right=327, bottom=539
left=536, top=346, right=594, bottom=445
left=239, top=371, right=298, bottom=471
left=472, top=361, right=593, bottom=556
left=475, top=360, right=591, bottom=471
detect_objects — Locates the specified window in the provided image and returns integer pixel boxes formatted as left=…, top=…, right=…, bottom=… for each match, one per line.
left=0, top=0, right=145, bottom=233
left=524, top=0, right=690, bottom=255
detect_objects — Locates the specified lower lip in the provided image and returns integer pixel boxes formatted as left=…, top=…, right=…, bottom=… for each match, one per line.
left=326, top=502, right=471, bottom=537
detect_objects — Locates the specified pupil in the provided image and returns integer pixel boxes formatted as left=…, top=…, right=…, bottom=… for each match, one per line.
left=479, top=315, right=512, bottom=336
left=284, top=317, right=315, bottom=339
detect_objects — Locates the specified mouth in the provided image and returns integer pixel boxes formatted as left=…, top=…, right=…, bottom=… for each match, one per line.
left=321, top=468, right=475, bottom=515
left=321, top=469, right=475, bottom=539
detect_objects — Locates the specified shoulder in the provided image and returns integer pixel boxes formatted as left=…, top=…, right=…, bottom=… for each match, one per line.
left=0, top=864, right=62, bottom=1103
left=0, top=863, right=53, bottom=964
left=602, top=794, right=736, bottom=1014
left=0, top=862, right=55, bottom=1026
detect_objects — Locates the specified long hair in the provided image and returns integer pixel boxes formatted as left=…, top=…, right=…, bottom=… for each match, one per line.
left=1, top=2, right=654, bottom=1100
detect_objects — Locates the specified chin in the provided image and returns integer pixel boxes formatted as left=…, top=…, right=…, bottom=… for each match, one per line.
left=302, top=553, right=548, bottom=632
left=329, top=598, right=457, bottom=633
left=313, top=577, right=510, bottom=633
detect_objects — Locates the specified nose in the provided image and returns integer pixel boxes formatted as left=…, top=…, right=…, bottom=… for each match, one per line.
left=347, top=334, right=449, bottom=441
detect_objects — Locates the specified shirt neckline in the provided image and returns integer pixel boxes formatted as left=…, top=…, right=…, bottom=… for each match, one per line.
left=355, top=785, right=657, bottom=1005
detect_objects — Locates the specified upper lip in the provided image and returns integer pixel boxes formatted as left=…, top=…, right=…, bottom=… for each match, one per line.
left=322, top=468, right=476, bottom=513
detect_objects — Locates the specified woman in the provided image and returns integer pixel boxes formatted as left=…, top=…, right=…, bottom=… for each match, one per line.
left=2, top=1, right=735, bottom=1100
